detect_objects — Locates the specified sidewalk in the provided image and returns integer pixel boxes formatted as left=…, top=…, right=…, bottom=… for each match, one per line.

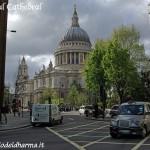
left=0, top=111, right=31, bottom=131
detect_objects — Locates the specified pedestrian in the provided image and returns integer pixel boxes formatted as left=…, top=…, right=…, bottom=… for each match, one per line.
left=8, top=102, right=12, bottom=113
left=12, top=99, right=16, bottom=117
left=93, top=103, right=98, bottom=118
left=16, top=99, right=21, bottom=117
left=1, top=103, right=8, bottom=124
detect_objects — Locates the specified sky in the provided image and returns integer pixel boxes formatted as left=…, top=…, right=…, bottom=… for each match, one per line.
left=5, top=0, right=150, bottom=88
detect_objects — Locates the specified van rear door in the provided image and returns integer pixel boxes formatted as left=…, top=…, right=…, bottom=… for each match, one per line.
left=32, top=104, right=49, bottom=123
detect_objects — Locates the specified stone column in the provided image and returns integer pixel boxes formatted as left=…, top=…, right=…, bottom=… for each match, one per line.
left=74, top=52, right=76, bottom=64
left=66, top=53, right=67, bottom=64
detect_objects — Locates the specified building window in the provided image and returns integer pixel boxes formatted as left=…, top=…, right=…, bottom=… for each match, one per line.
left=67, top=52, right=70, bottom=64
left=60, top=54, right=62, bottom=64
left=63, top=53, right=66, bottom=64
left=84, top=53, right=86, bottom=60
left=72, top=52, right=74, bottom=64
left=80, top=53, right=84, bottom=64
left=76, top=53, right=79, bottom=64
left=42, top=78, right=45, bottom=87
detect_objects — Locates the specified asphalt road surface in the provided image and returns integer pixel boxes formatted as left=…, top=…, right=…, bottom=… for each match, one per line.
left=0, top=113, right=150, bottom=150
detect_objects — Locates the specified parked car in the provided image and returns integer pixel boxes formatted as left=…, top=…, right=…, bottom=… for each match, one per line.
left=110, top=101, right=150, bottom=138
left=110, top=105, right=119, bottom=118
left=84, top=105, right=94, bottom=117
left=84, top=105, right=104, bottom=118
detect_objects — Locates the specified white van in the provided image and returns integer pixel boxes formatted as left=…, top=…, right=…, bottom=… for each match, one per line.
left=31, top=104, right=63, bottom=126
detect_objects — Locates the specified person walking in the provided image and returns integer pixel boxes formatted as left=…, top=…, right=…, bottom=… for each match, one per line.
left=1, top=103, right=8, bottom=124
left=12, top=99, right=17, bottom=117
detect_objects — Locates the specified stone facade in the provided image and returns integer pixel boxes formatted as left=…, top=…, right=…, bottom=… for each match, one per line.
left=15, top=6, right=91, bottom=107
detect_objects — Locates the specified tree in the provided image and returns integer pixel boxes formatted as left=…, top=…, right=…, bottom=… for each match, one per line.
left=103, top=40, right=140, bottom=103
left=84, top=40, right=108, bottom=111
left=41, top=88, right=59, bottom=104
left=77, top=92, right=88, bottom=106
left=67, top=84, right=79, bottom=106
left=111, top=25, right=149, bottom=101
left=111, top=25, right=146, bottom=69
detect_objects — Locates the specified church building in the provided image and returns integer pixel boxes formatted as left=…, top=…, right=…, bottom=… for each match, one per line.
left=15, top=6, right=91, bottom=107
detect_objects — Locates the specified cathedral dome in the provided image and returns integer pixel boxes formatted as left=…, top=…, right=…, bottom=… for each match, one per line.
left=62, top=26, right=90, bottom=43
left=61, top=5, right=91, bottom=44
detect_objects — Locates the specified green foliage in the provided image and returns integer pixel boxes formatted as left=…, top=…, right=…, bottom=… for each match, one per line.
left=67, top=84, right=88, bottom=106
left=103, top=39, right=140, bottom=103
left=77, top=92, right=88, bottom=106
left=40, top=88, right=59, bottom=104
left=84, top=25, right=146, bottom=104
left=84, top=40, right=108, bottom=92
left=111, top=25, right=145, bottom=66
left=67, top=84, right=79, bottom=106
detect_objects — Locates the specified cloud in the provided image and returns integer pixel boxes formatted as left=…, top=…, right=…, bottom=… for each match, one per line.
left=6, top=0, right=150, bottom=87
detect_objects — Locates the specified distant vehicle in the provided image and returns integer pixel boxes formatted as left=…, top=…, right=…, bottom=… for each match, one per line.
left=110, top=101, right=150, bottom=138
left=84, top=105, right=104, bottom=118
left=31, top=104, right=63, bottom=126
left=105, top=109, right=111, bottom=118
left=84, top=105, right=94, bottom=117
left=110, top=105, right=119, bottom=118
left=79, top=106, right=86, bottom=115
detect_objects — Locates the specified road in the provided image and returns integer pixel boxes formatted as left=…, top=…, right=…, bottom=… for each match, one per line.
left=0, top=113, right=150, bottom=150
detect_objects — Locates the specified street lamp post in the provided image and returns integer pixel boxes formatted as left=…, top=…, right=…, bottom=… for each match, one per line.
left=0, top=0, right=8, bottom=122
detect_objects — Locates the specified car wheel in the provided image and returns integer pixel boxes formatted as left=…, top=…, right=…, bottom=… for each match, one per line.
left=110, top=132, right=118, bottom=138
left=141, top=126, right=147, bottom=138
left=49, top=119, right=55, bottom=126
left=31, top=123, right=36, bottom=127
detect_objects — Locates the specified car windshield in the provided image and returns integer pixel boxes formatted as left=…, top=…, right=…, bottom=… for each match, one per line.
left=119, top=104, right=144, bottom=115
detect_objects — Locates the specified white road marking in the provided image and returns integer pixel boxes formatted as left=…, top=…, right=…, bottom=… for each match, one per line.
left=0, top=126, right=32, bottom=133
left=46, top=127, right=86, bottom=150
left=143, top=143, right=150, bottom=146
left=68, top=118, right=74, bottom=121
left=67, top=125, right=109, bottom=138
left=71, top=135, right=107, bottom=138
left=51, top=122, right=76, bottom=129
left=96, top=141, right=137, bottom=145
left=57, top=121, right=104, bottom=132
left=82, top=135, right=110, bottom=148
left=131, top=135, right=150, bottom=150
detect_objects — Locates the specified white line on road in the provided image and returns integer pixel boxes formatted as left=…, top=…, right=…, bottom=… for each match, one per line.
left=57, top=121, right=104, bottom=132
left=67, top=125, right=109, bottom=138
left=46, top=127, right=86, bottom=150
left=51, top=122, right=76, bottom=129
left=82, top=135, right=110, bottom=148
left=131, top=135, right=150, bottom=150
left=68, top=118, right=74, bottom=121
left=96, top=141, right=137, bottom=145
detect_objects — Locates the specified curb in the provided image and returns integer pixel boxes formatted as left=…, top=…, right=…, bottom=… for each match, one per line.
left=0, top=124, right=31, bottom=132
